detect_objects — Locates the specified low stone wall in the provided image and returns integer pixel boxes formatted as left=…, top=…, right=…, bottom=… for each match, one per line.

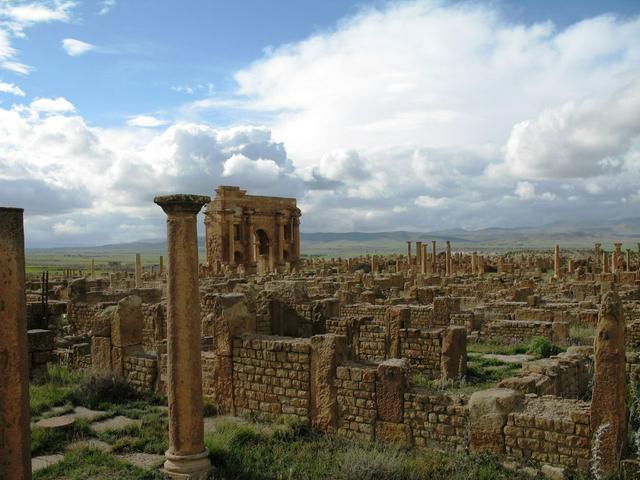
left=484, top=320, right=569, bottom=344
left=336, top=364, right=377, bottom=440
left=504, top=396, right=591, bottom=471
left=399, top=329, right=442, bottom=378
left=404, top=390, right=468, bottom=450
left=123, top=353, right=157, bottom=391
left=499, top=348, right=592, bottom=399
left=232, top=335, right=311, bottom=421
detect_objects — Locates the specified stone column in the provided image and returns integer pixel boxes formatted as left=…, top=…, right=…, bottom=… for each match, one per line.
left=227, top=215, right=235, bottom=266
left=445, top=241, right=451, bottom=277
left=415, top=241, right=422, bottom=269
left=276, top=214, right=285, bottom=265
left=246, top=213, right=255, bottom=264
left=135, top=253, right=142, bottom=287
left=154, top=194, right=212, bottom=480
left=603, top=252, right=609, bottom=273
left=591, top=291, right=627, bottom=476
left=91, top=258, right=95, bottom=279
left=421, top=245, right=428, bottom=274
left=159, top=255, right=164, bottom=275
left=595, top=243, right=602, bottom=264
left=626, top=249, right=631, bottom=272
left=0, top=208, right=31, bottom=480
left=472, top=252, right=477, bottom=275
left=292, top=215, right=301, bottom=261
left=406, top=241, right=412, bottom=268
left=553, top=245, right=561, bottom=279
left=431, top=241, right=437, bottom=272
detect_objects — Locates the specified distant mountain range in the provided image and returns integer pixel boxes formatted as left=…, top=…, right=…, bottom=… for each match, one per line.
left=27, top=217, right=640, bottom=257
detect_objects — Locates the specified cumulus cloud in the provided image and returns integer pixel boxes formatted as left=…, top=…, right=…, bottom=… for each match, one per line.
left=126, top=115, right=169, bottom=128
left=61, top=38, right=94, bottom=56
left=505, top=82, right=640, bottom=179
left=5, top=1, right=640, bottom=245
left=30, top=97, right=75, bottom=113
left=0, top=80, right=24, bottom=96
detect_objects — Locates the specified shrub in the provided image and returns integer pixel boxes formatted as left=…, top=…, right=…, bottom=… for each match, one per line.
left=72, top=375, right=139, bottom=409
left=527, top=336, right=561, bottom=358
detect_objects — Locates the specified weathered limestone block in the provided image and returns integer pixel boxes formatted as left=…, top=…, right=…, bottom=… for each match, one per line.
left=92, top=306, right=116, bottom=337
left=385, top=306, right=409, bottom=358
left=376, top=358, right=408, bottom=423
left=551, top=321, right=569, bottom=344
left=212, top=355, right=234, bottom=414
left=591, top=291, right=627, bottom=476
left=213, top=293, right=255, bottom=357
left=91, top=336, right=112, bottom=373
left=111, top=295, right=143, bottom=348
left=468, top=388, right=523, bottom=455
left=112, top=345, right=143, bottom=377
left=441, top=326, right=467, bottom=380
left=68, top=277, right=87, bottom=302
left=310, top=334, right=347, bottom=433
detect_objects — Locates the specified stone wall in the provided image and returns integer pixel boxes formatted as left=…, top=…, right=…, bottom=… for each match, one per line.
left=399, top=328, right=443, bottom=378
left=499, top=348, right=592, bottom=399
left=336, top=364, right=377, bottom=440
left=484, top=320, right=569, bottom=344
left=232, top=335, right=311, bottom=421
left=123, top=352, right=157, bottom=391
left=404, top=390, right=468, bottom=450
left=504, top=396, right=591, bottom=471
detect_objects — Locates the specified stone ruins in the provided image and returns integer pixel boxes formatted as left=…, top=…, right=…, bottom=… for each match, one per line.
left=2, top=186, right=640, bottom=479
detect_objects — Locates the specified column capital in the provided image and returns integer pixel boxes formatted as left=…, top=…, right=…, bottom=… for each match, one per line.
left=154, top=194, right=210, bottom=215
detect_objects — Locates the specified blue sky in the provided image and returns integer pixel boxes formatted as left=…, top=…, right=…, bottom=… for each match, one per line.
left=0, top=0, right=639, bottom=246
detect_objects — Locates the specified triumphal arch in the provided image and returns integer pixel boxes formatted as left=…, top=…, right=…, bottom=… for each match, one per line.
left=204, top=186, right=301, bottom=274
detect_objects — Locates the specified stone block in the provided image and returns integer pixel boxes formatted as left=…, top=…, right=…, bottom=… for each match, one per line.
left=111, top=295, right=143, bottom=348
left=469, top=388, right=524, bottom=455
left=91, top=336, right=112, bottom=374
left=310, top=334, right=347, bottom=433
left=27, top=329, right=55, bottom=352
left=376, top=358, right=408, bottom=423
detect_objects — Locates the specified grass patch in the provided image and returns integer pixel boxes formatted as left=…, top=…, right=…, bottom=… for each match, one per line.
left=32, top=448, right=164, bottom=480
left=31, top=418, right=92, bottom=456
left=467, top=342, right=528, bottom=355
left=204, top=417, right=537, bottom=480
left=568, top=326, right=594, bottom=346
left=30, top=365, right=85, bottom=417
left=96, top=408, right=168, bottom=454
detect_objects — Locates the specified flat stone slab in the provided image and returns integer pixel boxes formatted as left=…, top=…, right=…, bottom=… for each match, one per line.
left=72, top=406, right=106, bottom=422
left=91, top=415, right=139, bottom=433
left=35, top=415, right=75, bottom=429
left=483, top=354, right=534, bottom=364
left=117, top=453, right=165, bottom=470
left=32, top=454, right=64, bottom=472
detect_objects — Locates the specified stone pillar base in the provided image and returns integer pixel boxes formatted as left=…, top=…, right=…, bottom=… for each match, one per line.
left=163, top=449, right=213, bottom=480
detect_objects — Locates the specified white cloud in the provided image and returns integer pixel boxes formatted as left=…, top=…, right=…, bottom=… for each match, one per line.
left=505, top=82, right=640, bottom=179
left=98, top=0, right=116, bottom=15
left=126, top=115, right=169, bottom=128
left=61, top=38, right=94, bottom=56
left=0, top=1, right=76, bottom=73
left=30, top=97, right=75, bottom=113
left=0, top=81, right=24, bottom=96
left=415, top=195, right=446, bottom=208
left=53, top=219, right=85, bottom=234
left=514, top=181, right=556, bottom=201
